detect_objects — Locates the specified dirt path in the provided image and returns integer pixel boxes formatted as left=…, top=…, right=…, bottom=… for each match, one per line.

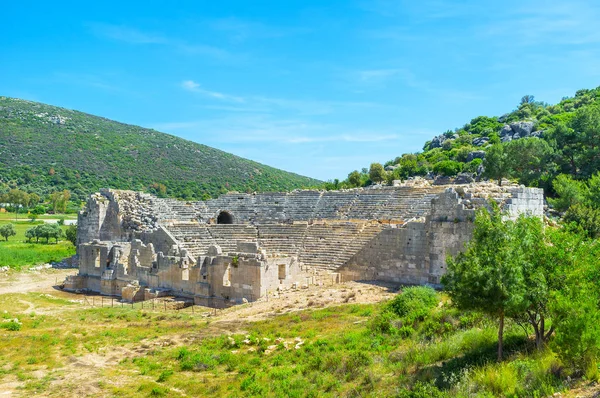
left=0, top=269, right=76, bottom=295
left=0, top=270, right=397, bottom=397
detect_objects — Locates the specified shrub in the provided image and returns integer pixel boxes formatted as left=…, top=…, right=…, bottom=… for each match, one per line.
left=1, top=320, right=22, bottom=331
left=432, top=160, right=463, bottom=177
left=396, top=381, right=447, bottom=398
left=387, top=286, right=438, bottom=323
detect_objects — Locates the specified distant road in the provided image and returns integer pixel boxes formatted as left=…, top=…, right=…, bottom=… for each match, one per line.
left=41, top=219, right=77, bottom=225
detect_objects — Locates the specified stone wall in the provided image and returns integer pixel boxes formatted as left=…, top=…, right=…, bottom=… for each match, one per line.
left=339, top=186, right=544, bottom=286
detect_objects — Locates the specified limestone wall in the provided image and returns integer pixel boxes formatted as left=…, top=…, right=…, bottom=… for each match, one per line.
left=339, top=186, right=544, bottom=286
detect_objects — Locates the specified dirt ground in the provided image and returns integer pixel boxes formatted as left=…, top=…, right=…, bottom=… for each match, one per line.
left=0, top=268, right=398, bottom=397
left=2, top=270, right=598, bottom=398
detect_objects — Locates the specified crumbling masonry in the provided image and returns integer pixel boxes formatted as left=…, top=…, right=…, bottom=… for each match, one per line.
left=65, top=182, right=544, bottom=307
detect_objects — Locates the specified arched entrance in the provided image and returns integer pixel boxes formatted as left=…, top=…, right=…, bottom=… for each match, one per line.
left=217, top=211, right=234, bottom=224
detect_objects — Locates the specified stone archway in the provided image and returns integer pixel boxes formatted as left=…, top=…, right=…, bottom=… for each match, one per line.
left=217, top=211, right=234, bottom=224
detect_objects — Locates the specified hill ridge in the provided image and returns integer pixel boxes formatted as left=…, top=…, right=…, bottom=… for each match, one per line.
left=0, top=96, right=322, bottom=202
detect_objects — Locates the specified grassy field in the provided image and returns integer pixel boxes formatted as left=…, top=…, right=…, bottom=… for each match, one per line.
left=0, top=278, right=593, bottom=398
left=0, top=212, right=78, bottom=221
left=0, top=220, right=75, bottom=268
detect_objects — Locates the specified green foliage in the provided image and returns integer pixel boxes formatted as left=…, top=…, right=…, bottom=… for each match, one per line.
left=548, top=174, right=587, bottom=212
left=0, top=97, right=321, bottom=202
left=504, top=137, right=554, bottom=186
left=25, top=224, right=64, bottom=243
left=387, top=286, right=438, bottom=322
left=432, top=160, right=462, bottom=177
left=65, top=224, right=77, bottom=246
left=336, top=86, right=600, bottom=197
left=369, top=163, right=387, bottom=184
left=443, top=204, right=529, bottom=360
left=0, top=319, right=22, bottom=331
left=482, top=144, right=507, bottom=184
left=347, top=170, right=362, bottom=187
left=0, top=223, right=16, bottom=241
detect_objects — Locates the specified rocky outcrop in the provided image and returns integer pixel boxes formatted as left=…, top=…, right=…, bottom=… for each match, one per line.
left=466, top=151, right=486, bottom=162
left=499, top=121, right=542, bottom=142
left=473, top=137, right=489, bottom=147
left=430, top=133, right=458, bottom=149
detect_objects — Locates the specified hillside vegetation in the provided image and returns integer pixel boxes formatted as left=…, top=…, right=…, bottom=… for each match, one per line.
left=0, top=97, right=321, bottom=201
left=335, top=86, right=600, bottom=193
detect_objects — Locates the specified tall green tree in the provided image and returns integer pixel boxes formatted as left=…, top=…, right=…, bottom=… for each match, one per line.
left=571, top=104, right=600, bottom=178
left=443, top=204, right=527, bottom=360
left=482, top=144, right=508, bottom=185
left=504, top=138, right=554, bottom=187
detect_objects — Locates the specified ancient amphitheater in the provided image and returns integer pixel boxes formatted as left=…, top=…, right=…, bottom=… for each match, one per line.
left=65, top=181, right=544, bottom=307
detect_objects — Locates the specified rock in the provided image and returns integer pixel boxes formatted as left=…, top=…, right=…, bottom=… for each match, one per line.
left=466, top=151, right=486, bottom=162
left=430, top=134, right=446, bottom=149
left=472, top=137, right=489, bottom=146
left=499, top=121, right=536, bottom=143
left=500, top=125, right=513, bottom=138
left=511, top=121, right=534, bottom=136
left=455, top=173, right=475, bottom=184
left=384, top=165, right=397, bottom=172
left=433, top=176, right=453, bottom=185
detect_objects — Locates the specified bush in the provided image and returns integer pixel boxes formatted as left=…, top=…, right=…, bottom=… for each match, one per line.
left=1, top=320, right=22, bottom=331
left=387, top=286, right=438, bottom=323
left=396, top=381, right=447, bottom=398
left=432, top=160, right=463, bottom=177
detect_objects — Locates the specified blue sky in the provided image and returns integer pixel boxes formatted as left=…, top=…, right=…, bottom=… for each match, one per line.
left=2, top=1, right=600, bottom=181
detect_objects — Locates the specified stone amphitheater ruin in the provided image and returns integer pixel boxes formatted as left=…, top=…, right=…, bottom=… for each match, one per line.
left=64, top=181, right=544, bottom=308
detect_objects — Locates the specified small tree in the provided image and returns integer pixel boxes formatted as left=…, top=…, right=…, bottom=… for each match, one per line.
left=48, top=224, right=64, bottom=243
left=348, top=170, right=362, bottom=187
left=25, top=227, right=36, bottom=243
left=0, top=223, right=17, bottom=241
left=443, top=203, right=527, bottom=361
left=369, top=163, right=387, bottom=184
left=482, top=144, right=508, bottom=185
left=28, top=193, right=40, bottom=208
left=65, top=224, right=77, bottom=246
left=5, top=189, right=29, bottom=221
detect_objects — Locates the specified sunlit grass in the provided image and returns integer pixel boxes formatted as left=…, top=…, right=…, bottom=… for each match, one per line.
left=0, top=221, right=75, bottom=268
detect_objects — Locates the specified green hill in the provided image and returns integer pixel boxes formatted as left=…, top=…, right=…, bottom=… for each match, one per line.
left=0, top=97, right=321, bottom=201
left=334, top=86, right=600, bottom=192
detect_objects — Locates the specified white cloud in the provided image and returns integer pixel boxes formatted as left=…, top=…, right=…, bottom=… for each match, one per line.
left=180, top=80, right=245, bottom=103
left=88, top=23, right=167, bottom=44
left=88, top=23, right=233, bottom=60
